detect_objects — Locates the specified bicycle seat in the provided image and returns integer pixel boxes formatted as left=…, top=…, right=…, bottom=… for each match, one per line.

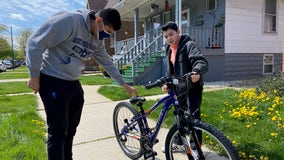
left=130, top=96, right=146, bottom=105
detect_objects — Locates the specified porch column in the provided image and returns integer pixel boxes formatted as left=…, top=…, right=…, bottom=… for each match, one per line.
left=175, top=0, right=182, bottom=32
left=134, top=8, right=139, bottom=43
left=133, top=8, right=139, bottom=85
left=114, top=31, right=117, bottom=54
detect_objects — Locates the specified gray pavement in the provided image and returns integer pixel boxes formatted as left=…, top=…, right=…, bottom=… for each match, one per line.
left=37, top=85, right=169, bottom=160
left=1, top=78, right=230, bottom=159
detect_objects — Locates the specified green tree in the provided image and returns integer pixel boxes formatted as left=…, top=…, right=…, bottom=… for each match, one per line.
left=0, top=37, right=11, bottom=59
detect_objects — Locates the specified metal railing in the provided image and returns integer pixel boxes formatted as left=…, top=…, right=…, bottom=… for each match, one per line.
left=113, top=26, right=224, bottom=83
left=182, top=26, right=224, bottom=49
left=113, top=33, right=164, bottom=71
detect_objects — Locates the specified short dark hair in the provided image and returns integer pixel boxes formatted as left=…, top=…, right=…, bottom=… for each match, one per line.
left=100, top=8, right=121, bottom=31
left=161, top=21, right=178, bottom=31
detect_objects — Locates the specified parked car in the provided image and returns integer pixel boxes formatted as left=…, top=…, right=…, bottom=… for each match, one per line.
left=3, top=60, right=12, bottom=69
left=0, top=60, right=7, bottom=72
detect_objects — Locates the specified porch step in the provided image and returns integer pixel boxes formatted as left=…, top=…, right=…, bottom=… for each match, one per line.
left=112, top=52, right=163, bottom=85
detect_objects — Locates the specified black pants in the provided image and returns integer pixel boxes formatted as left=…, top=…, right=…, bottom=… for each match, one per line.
left=187, top=91, right=202, bottom=146
left=39, top=73, right=84, bottom=160
left=178, top=91, right=203, bottom=145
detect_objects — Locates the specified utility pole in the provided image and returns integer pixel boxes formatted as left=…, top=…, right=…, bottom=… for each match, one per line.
left=10, top=26, right=14, bottom=70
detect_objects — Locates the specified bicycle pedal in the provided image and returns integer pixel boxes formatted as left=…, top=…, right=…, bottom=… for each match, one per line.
left=144, top=150, right=157, bottom=159
left=154, top=139, right=159, bottom=144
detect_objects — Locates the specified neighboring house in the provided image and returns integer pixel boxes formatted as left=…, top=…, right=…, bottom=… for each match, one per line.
left=95, top=0, right=284, bottom=84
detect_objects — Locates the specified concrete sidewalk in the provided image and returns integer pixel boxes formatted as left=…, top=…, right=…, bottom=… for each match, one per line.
left=37, top=85, right=169, bottom=160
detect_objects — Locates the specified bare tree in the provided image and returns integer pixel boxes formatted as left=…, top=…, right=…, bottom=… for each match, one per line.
left=17, top=28, right=33, bottom=59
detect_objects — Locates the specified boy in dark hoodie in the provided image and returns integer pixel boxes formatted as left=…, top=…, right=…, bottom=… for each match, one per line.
left=161, top=21, right=208, bottom=154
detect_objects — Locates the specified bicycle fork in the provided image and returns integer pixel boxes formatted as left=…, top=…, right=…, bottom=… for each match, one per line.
left=176, top=115, right=204, bottom=160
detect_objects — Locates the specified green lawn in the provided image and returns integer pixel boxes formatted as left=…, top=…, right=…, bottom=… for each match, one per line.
left=0, top=82, right=32, bottom=95
left=0, top=66, right=283, bottom=160
left=0, top=95, right=46, bottom=159
left=100, top=85, right=284, bottom=160
left=0, top=66, right=30, bottom=80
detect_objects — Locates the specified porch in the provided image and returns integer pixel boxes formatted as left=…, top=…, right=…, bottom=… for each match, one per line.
left=112, top=26, right=225, bottom=84
left=114, top=26, right=224, bottom=55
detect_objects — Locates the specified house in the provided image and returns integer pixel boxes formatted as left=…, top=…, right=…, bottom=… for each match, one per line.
left=86, top=0, right=144, bottom=57
left=90, top=0, right=284, bottom=84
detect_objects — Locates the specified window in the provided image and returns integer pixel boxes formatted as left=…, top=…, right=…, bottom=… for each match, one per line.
left=181, top=9, right=190, bottom=27
left=264, top=0, right=277, bottom=32
left=263, top=54, right=274, bottom=74
left=163, top=12, right=171, bottom=25
left=207, top=0, right=216, bottom=11
left=152, top=15, right=161, bottom=30
left=147, top=19, right=152, bottom=30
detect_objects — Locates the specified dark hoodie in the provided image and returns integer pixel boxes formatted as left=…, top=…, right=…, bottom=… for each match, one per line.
left=166, top=35, right=208, bottom=93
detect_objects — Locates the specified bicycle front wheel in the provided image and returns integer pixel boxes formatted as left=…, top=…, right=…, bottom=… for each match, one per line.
left=165, top=119, right=240, bottom=160
left=113, top=102, right=143, bottom=159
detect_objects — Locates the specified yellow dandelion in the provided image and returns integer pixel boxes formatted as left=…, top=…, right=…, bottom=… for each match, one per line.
left=271, top=132, right=278, bottom=137
left=263, top=156, right=269, bottom=160
left=249, top=155, right=254, bottom=158
left=273, top=89, right=277, bottom=94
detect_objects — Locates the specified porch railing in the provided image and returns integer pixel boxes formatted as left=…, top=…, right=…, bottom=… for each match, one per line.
left=113, top=33, right=163, bottom=71
left=115, top=26, right=224, bottom=54
left=182, top=26, right=224, bottom=49
left=113, top=26, right=224, bottom=70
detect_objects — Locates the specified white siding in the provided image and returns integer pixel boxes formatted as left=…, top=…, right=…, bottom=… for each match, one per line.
left=225, top=0, right=284, bottom=53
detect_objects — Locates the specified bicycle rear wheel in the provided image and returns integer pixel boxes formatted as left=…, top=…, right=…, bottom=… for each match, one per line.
left=113, top=102, right=143, bottom=159
left=165, top=119, right=240, bottom=160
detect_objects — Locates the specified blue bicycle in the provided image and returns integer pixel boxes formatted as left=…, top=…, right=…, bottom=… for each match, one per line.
left=113, top=75, right=240, bottom=160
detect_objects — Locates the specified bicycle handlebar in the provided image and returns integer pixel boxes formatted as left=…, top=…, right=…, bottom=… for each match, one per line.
left=144, top=73, right=192, bottom=90
left=144, top=76, right=169, bottom=89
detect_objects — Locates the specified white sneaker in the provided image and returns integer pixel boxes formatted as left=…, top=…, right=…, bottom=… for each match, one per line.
left=191, top=149, right=199, bottom=160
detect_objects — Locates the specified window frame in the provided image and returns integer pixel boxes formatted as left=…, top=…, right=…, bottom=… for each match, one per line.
left=263, top=0, right=277, bottom=33
left=152, top=15, right=161, bottom=30
left=207, top=0, right=217, bottom=12
left=263, top=54, right=274, bottom=74
left=163, top=11, right=171, bottom=25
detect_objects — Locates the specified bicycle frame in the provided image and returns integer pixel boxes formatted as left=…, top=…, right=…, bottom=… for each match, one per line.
left=116, top=75, right=240, bottom=160
left=121, top=89, right=179, bottom=146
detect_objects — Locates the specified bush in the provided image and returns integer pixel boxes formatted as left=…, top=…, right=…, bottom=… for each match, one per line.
left=98, top=65, right=110, bottom=77
left=99, top=64, right=131, bottom=77
left=256, top=72, right=284, bottom=97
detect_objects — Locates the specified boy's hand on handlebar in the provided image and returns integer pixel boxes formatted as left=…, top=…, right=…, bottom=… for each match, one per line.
left=162, top=84, right=168, bottom=93
left=190, top=72, right=200, bottom=83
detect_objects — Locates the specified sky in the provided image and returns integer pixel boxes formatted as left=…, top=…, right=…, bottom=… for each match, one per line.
left=0, top=0, right=86, bottom=47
